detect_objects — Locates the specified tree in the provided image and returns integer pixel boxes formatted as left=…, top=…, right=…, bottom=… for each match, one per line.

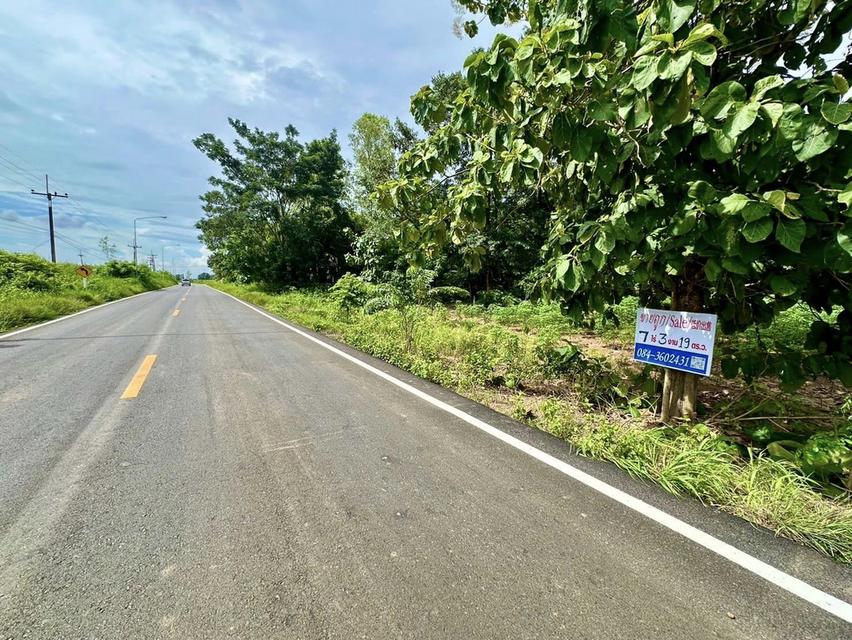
left=196, top=272, right=213, bottom=280
left=98, top=236, right=117, bottom=261
left=194, top=119, right=351, bottom=287
left=348, top=114, right=420, bottom=281
left=382, top=0, right=851, bottom=419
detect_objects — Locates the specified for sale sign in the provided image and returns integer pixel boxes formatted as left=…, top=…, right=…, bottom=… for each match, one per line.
left=633, top=308, right=718, bottom=377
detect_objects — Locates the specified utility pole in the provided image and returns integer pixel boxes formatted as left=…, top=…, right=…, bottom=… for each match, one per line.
left=148, top=253, right=157, bottom=271
left=132, top=216, right=167, bottom=264
left=31, top=175, right=68, bottom=263
left=78, top=250, right=84, bottom=265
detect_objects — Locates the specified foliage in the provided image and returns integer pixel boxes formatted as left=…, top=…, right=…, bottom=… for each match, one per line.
left=98, top=236, right=118, bottom=260
left=0, top=251, right=175, bottom=331
left=428, top=285, right=471, bottom=304
left=194, top=118, right=352, bottom=287
left=347, top=113, right=418, bottom=281
left=383, top=0, right=852, bottom=404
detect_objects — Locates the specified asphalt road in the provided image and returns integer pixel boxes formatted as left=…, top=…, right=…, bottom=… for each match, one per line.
left=0, top=284, right=849, bottom=639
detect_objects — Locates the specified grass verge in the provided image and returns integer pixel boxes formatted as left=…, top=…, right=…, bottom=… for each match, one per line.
left=0, top=251, right=176, bottom=332
left=206, top=280, right=852, bottom=564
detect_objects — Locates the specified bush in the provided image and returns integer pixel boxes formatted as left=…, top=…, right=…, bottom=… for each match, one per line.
left=0, top=250, right=62, bottom=292
left=329, top=273, right=381, bottom=311
left=428, top=286, right=470, bottom=305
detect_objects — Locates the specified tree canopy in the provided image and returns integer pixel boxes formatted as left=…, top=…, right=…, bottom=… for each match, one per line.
left=381, top=0, right=851, bottom=415
left=194, top=119, right=351, bottom=286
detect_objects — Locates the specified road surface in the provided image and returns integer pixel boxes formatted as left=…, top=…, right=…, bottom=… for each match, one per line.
left=0, top=285, right=849, bottom=638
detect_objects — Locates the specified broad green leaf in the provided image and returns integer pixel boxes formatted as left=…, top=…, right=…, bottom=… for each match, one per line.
left=704, top=257, right=721, bottom=280
left=595, top=231, right=616, bottom=254
left=792, top=121, right=838, bottom=161
left=839, top=225, right=852, bottom=257
left=555, top=257, right=570, bottom=280
left=742, top=217, right=773, bottom=243
left=839, top=183, right=852, bottom=209
left=720, top=193, right=749, bottom=214
left=711, top=130, right=736, bottom=154
left=820, top=102, right=851, bottom=125
left=651, top=33, right=675, bottom=47
left=500, top=159, right=515, bottom=182
left=723, top=102, right=760, bottom=138
left=570, top=127, right=594, bottom=162
left=658, top=0, right=696, bottom=33
left=589, top=101, right=617, bottom=122
left=775, top=218, right=806, bottom=252
left=658, top=51, right=692, bottom=81
left=552, top=113, right=572, bottom=148
left=700, top=81, right=746, bottom=120
left=722, top=256, right=749, bottom=274
left=763, top=190, right=786, bottom=213
left=752, top=75, right=783, bottom=100
left=687, top=180, right=717, bottom=204
left=760, top=102, right=784, bottom=128
left=682, top=22, right=726, bottom=48
left=685, top=41, right=716, bottom=66
left=741, top=202, right=771, bottom=222
left=564, top=264, right=581, bottom=292
left=672, top=210, right=697, bottom=235
left=769, top=275, right=797, bottom=296
left=833, top=73, right=849, bottom=95
left=778, top=104, right=803, bottom=140
left=631, top=55, right=659, bottom=91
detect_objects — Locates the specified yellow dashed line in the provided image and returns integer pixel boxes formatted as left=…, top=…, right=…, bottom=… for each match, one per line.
left=172, top=309, right=181, bottom=317
left=121, top=355, right=157, bottom=399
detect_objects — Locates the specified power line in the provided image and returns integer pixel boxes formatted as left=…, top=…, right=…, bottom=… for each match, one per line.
left=0, top=147, right=127, bottom=255
left=0, top=143, right=44, bottom=182
left=1, top=208, right=115, bottom=261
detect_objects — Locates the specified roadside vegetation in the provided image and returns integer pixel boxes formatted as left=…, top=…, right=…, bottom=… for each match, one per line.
left=0, top=250, right=176, bottom=332
left=194, top=1, right=850, bottom=562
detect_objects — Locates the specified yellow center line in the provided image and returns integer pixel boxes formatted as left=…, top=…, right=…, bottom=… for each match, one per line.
left=172, top=309, right=181, bottom=317
left=121, top=355, right=157, bottom=399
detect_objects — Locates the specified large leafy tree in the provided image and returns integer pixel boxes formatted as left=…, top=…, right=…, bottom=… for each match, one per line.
left=348, top=113, right=418, bottom=281
left=383, top=0, right=851, bottom=418
left=195, top=119, right=351, bottom=286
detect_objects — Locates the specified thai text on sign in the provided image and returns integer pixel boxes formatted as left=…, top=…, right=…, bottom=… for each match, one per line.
left=633, top=308, right=718, bottom=377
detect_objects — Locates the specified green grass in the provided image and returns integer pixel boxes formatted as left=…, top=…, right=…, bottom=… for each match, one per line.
left=206, top=280, right=852, bottom=564
left=0, top=251, right=176, bottom=332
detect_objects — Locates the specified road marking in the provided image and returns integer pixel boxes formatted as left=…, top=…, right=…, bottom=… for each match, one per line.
left=121, top=355, right=157, bottom=399
left=208, top=285, right=852, bottom=623
left=172, top=309, right=181, bottom=317
left=0, top=288, right=174, bottom=340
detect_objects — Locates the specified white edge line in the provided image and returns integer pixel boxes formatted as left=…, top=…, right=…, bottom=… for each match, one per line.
left=0, top=286, right=177, bottom=340
left=208, top=285, right=852, bottom=624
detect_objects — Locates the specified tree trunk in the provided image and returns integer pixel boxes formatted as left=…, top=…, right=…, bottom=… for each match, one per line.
left=659, top=265, right=703, bottom=422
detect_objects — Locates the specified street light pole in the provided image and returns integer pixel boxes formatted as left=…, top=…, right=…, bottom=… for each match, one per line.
left=131, top=216, right=167, bottom=264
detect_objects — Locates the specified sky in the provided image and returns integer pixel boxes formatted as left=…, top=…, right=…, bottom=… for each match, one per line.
left=0, top=0, right=508, bottom=274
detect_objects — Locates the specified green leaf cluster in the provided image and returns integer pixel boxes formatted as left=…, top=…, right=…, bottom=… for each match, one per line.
left=383, top=0, right=852, bottom=390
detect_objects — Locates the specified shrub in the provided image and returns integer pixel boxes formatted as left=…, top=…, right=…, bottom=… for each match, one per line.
left=428, top=286, right=470, bottom=305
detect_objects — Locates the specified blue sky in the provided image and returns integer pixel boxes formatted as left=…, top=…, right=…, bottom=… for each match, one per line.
left=0, top=0, right=506, bottom=273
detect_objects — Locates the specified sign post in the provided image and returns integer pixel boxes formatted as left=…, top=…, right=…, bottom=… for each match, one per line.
left=632, top=307, right=717, bottom=376
left=75, top=264, right=93, bottom=288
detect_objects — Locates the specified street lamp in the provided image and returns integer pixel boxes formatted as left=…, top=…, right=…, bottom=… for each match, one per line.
left=132, top=216, right=167, bottom=264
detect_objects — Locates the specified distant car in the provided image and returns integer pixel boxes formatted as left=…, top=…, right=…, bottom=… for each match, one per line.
left=181, top=279, right=191, bottom=286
